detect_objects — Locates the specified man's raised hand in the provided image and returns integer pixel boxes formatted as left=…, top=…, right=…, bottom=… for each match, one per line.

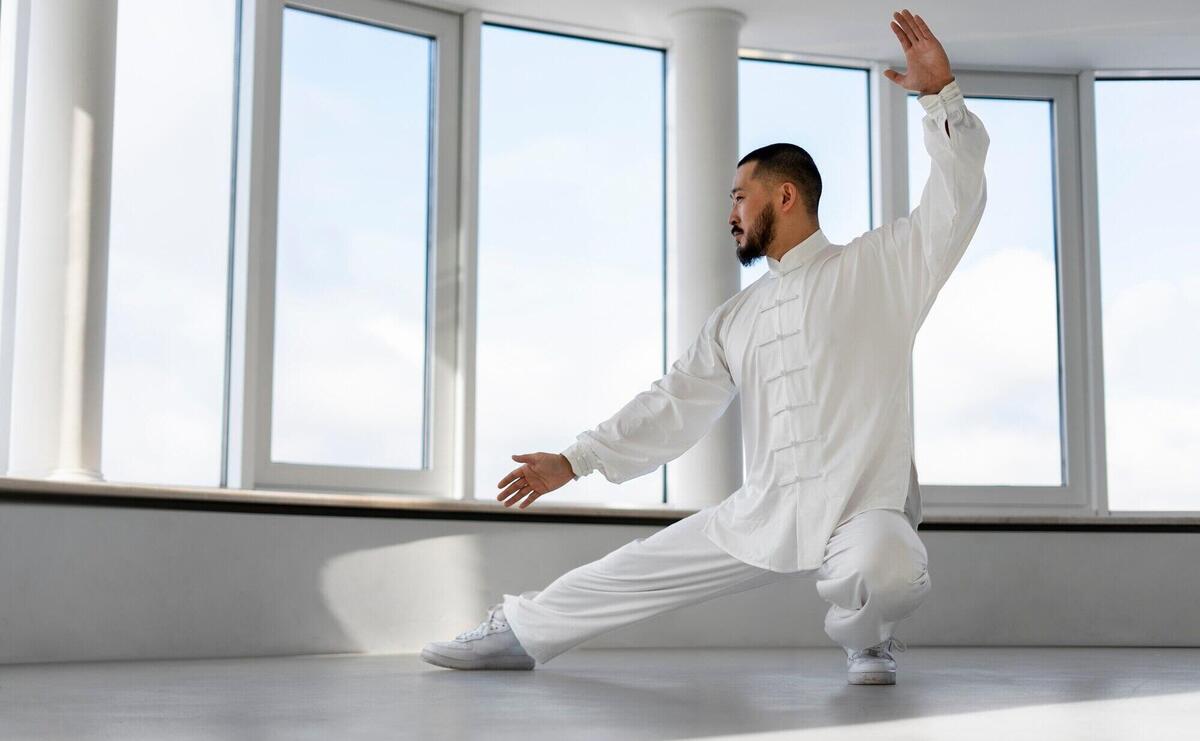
left=884, top=9, right=955, bottom=95
left=496, top=452, right=575, bottom=509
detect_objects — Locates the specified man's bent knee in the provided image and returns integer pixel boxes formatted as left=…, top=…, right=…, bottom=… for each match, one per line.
left=863, top=560, right=931, bottom=619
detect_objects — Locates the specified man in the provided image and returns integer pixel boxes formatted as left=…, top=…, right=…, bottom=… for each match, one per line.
left=422, top=9, right=988, bottom=685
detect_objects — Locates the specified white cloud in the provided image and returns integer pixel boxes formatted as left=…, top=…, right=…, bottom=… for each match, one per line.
left=1101, top=275, right=1200, bottom=510
left=913, top=246, right=1062, bottom=485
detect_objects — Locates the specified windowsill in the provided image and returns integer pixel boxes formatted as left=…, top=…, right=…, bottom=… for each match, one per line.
left=2, top=476, right=1199, bottom=530
left=0, top=476, right=695, bottom=525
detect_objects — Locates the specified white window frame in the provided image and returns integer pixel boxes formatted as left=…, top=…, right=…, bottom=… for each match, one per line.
left=0, top=0, right=1194, bottom=522
left=460, top=14, right=670, bottom=504
left=228, top=0, right=460, bottom=495
left=1084, top=70, right=1200, bottom=519
left=0, top=0, right=31, bottom=479
left=899, top=70, right=1095, bottom=517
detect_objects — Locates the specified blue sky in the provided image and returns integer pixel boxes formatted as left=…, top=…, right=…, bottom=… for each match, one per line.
left=98, top=1, right=1198, bottom=511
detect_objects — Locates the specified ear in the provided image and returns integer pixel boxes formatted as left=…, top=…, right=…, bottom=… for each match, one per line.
left=778, top=182, right=799, bottom=214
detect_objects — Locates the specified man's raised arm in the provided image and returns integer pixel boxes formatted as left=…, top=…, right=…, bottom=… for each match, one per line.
left=560, top=303, right=738, bottom=486
left=874, top=10, right=990, bottom=324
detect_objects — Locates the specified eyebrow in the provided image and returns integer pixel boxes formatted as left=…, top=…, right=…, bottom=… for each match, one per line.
left=729, top=187, right=744, bottom=197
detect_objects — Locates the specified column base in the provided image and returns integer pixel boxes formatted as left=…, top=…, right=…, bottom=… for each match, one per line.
left=46, top=467, right=105, bottom=483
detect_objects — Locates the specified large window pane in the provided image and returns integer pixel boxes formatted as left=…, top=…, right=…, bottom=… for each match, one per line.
left=476, top=26, right=665, bottom=506
left=738, top=60, right=871, bottom=288
left=270, top=8, right=430, bottom=469
left=907, top=95, right=1063, bottom=486
left=102, top=0, right=236, bottom=486
left=1096, top=79, right=1200, bottom=511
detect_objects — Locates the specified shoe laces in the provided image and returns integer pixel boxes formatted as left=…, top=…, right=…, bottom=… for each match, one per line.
left=851, top=636, right=906, bottom=661
left=454, top=603, right=508, bottom=642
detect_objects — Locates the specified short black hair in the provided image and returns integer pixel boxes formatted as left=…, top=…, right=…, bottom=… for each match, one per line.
left=737, top=143, right=821, bottom=217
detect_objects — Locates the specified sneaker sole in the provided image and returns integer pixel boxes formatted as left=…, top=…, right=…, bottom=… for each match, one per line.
left=420, top=647, right=535, bottom=671
left=847, top=670, right=896, bottom=685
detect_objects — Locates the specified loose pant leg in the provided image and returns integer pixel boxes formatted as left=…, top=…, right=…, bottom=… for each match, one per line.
left=814, top=508, right=932, bottom=652
left=502, top=504, right=785, bottom=665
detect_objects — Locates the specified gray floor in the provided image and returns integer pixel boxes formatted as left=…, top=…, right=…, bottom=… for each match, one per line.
left=2, top=648, right=1198, bottom=740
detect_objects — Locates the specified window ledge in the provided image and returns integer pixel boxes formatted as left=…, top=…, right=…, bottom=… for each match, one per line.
left=2, top=476, right=1199, bottom=530
left=0, top=476, right=696, bottom=525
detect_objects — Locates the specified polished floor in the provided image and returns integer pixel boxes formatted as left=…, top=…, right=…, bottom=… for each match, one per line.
left=2, top=647, right=1198, bottom=740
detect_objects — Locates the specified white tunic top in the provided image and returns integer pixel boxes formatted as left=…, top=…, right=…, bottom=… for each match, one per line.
left=562, top=80, right=990, bottom=572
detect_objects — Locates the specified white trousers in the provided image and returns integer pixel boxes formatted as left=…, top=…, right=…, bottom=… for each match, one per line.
left=502, top=505, right=931, bottom=665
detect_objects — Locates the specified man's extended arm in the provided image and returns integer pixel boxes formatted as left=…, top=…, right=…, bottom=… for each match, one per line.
left=850, top=11, right=989, bottom=327
left=891, top=80, right=990, bottom=324
left=560, top=305, right=738, bottom=485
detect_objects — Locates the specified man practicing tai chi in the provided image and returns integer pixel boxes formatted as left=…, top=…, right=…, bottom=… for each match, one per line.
left=423, top=9, right=988, bottom=685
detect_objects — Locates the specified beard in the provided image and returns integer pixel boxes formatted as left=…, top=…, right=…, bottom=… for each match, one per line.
left=734, top=202, right=776, bottom=267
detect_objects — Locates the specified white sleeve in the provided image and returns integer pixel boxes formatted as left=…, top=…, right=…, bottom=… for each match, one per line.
left=560, top=306, right=738, bottom=485
left=853, top=80, right=990, bottom=328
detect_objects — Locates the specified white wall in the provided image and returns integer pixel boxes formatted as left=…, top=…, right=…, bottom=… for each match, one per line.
left=2, top=501, right=1198, bottom=665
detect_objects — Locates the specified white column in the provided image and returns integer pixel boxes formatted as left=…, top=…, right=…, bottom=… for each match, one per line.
left=666, top=8, right=745, bottom=508
left=7, top=0, right=118, bottom=480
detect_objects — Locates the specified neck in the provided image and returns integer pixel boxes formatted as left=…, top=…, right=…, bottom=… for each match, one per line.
left=767, top=222, right=820, bottom=262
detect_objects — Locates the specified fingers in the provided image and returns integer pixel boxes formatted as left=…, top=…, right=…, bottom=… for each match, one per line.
left=892, top=11, right=919, bottom=47
left=497, top=466, right=523, bottom=489
left=498, top=482, right=530, bottom=505
left=883, top=68, right=905, bottom=86
left=914, top=13, right=935, bottom=41
left=497, top=476, right=526, bottom=501
left=516, top=491, right=544, bottom=509
left=890, top=20, right=912, bottom=51
left=500, top=484, right=538, bottom=508
left=901, top=9, right=926, bottom=41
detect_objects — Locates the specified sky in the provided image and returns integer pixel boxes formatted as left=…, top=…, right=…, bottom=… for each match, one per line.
left=95, top=1, right=1198, bottom=511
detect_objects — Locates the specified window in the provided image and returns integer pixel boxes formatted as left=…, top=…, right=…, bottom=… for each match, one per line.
left=244, top=0, right=460, bottom=494
left=1095, top=78, right=1200, bottom=512
left=270, top=8, right=430, bottom=469
left=907, top=94, right=1062, bottom=486
left=738, top=59, right=872, bottom=288
left=905, top=72, right=1089, bottom=513
left=102, top=0, right=237, bottom=486
left=474, top=25, right=666, bottom=506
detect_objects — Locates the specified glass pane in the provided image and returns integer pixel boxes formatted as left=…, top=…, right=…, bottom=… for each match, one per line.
left=907, top=95, right=1063, bottom=486
left=271, top=8, right=430, bottom=469
left=102, top=0, right=236, bottom=486
left=738, top=61, right=871, bottom=288
left=476, top=26, right=665, bottom=506
left=1096, top=79, right=1200, bottom=511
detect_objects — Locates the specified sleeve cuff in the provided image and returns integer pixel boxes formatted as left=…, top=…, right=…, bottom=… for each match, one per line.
left=561, top=438, right=599, bottom=480
left=918, top=78, right=963, bottom=114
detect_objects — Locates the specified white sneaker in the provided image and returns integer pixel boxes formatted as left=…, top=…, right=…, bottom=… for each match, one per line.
left=846, top=637, right=906, bottom=685
left=421, top=602, right=535, bottom=670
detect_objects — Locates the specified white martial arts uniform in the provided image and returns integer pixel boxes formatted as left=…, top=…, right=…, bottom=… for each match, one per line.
left=503, top=80, right=988, bottom=665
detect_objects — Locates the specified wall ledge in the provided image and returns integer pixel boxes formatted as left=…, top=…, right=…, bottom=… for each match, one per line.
left=2, top=476, right=1199, bottom=530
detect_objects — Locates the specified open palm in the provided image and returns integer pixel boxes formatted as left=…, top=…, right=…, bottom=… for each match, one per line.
left=884, top=9, right=955, bottom=95
left=496, top=452, right=575, bottom=509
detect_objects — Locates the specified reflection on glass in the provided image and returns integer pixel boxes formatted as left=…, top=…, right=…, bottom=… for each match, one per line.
left=271, top=8, right=430, bottom=469
left=103, top=0, right=236, bottom=486
left=1096, top=79, right=1200, bottom=511
left=476, top=25, right=665, bottom=506
left=907, top=95, right=1063, bottom=486
left=738, top=60, right=872, bottom=288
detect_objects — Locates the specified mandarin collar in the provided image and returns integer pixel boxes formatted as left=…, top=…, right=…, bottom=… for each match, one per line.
left=766, top=229, right=830, bottom=275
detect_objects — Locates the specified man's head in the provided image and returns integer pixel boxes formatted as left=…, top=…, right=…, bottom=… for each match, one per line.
left=729, top=143, right=822, bottom=267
